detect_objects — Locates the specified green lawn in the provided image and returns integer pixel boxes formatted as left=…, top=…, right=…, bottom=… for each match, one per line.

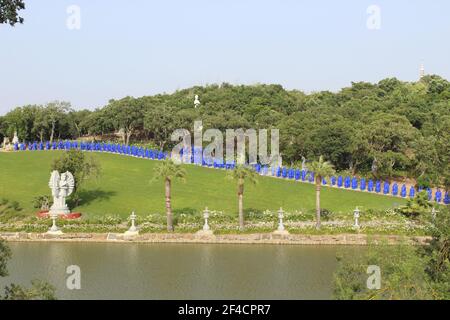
left=0, top=151, right=406, bottom=218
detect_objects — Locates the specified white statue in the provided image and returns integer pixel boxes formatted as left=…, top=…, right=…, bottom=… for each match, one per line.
left=48, top=170, right=75, bottom=215
left=301, top=156, right=307, bottom=171
left=2, top=137, right=9, bottom=148
left=12, top=131, right=19, bottom=144
left=2, top=137, right=13, bottom=151
left=277, top=154, right=283, bottom=168
left=194, top=95, right=200, bottom=108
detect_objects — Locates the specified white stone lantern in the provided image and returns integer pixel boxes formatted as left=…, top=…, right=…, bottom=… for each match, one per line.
left=277, top=207, right=285, bottom=232
left=47, top=211, right=63, bottom=235
left=196, top=207, right=214, bottom=236
left=273, top=207, right=289, bottom=235
left=124, top=211, right=139, bottom=236
left=353, top=206, right=360, bottom=229
left=203, top=207, right=210, bottom=231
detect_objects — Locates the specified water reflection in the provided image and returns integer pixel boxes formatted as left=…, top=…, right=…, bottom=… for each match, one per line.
left=0, top=242, right=363, bottom=300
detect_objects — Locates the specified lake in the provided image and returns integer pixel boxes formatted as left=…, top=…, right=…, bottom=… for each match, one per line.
left=0, top=242, right=364, bottom=299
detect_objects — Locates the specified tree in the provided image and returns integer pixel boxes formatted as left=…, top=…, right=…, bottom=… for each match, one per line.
left=3, top=281, right=56, bottom=300
left=226, top=165, right=258, bottom=231
left=46, top=101, right=72, bottom=143
left=1, top=78, right=450, bottom=185
left=334, top=207, right=450, bottom=300
left=69, top=109, right=92, bottom=138
left=422, top=209, right=450, bottom=298
left=1, top=105, right=38, bottom=142
left=333, top=243, right=433, bottom=300
left=363, top=114, right=419, bottom=178
left=51, top=149, right=101, bottom=206
left=152, top=159, right=187, bottom=232
left=0, top=239, right=11, bottom=277
left=0, top=239, right=56, bottom=300
left=397, top=190, right=433, bottom=218
left=105, top=97, right=143, bottom=145
left=0, top=0, right=25, bottom=26
left=143, top=103, right=179, bottom=150
left=32, top=106, right=50, bottom=143
left=307, top=156, right=335, bottom=229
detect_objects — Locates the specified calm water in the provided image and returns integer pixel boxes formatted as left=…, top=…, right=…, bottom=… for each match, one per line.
left=0, top=242, right=363, bottom=300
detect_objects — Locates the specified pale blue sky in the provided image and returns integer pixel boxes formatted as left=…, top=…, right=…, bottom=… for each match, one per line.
left=0, top=0, right=449, bottom=114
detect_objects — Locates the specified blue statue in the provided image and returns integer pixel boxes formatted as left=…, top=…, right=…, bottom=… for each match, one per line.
left=375, top=181, right=381, bottom=193
left=409, top=186, right=415, bottom=198
left=400, top=184, right=407, bottom=197
left=360, top=178, right=366, bottom=191
left=435, top=190, right=442, bottom=203
left=383, top=181, right=390, bottom=195
left=392, top=183, right=398, bottom=196
left=344, top=176, right=350, bottom=188
left=351, top=177, right=358, bottom=189
left=337, top=176, right=343, bottom=188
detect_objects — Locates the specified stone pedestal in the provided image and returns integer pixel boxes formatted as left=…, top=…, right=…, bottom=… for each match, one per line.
left=272, top=229, right=290, bottom=236
left=124, top=212, right=139, bottom=237
left=124, top=230, right=139, bottom=237
left=49, top=204, right=71, bottom=216
left=46, top=221, right=63, bottom=235
left=196, top=229, right=214, bottom=237
left=46, top=229, right=63, bottom=236
left=46, top=212, right=63, bottom=236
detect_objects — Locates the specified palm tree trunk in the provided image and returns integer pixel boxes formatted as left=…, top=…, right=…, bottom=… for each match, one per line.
left=238, top=192, right=244, bottom=230
left=238, top=181, right=244, bottom=230
left=315, top=178, right=321, bottom=230
left=165, top=178, right=173, bottom=232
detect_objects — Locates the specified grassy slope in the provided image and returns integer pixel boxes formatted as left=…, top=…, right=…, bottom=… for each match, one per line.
left=0, top=151, right=406, bottom=218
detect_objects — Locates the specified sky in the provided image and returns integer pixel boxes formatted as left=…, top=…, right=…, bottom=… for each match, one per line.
left=0, top=0, right=449, bottom=114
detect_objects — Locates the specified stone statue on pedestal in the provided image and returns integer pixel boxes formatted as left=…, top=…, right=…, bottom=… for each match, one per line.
left=2, top=137, right=9, bottom=148
left=12, top=131, right=19, bottom=144
left=48, top=170, right=75, bottom=215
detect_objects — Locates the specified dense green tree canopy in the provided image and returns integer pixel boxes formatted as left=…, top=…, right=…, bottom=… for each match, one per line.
left=0, top=0, right=25, bottom=25
left=1, top=77, right=449, bottom=187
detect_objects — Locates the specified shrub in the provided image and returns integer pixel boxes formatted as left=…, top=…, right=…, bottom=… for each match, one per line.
left=32, top=195, right=52, bottom=211
left=396, top=191, right=432, bottom=219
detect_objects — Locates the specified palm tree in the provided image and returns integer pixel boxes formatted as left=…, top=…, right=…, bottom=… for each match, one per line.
left=307, top=156, right=335, bottom=230
left=227, top=165, right=258, bottom=231
left=152, top=159, right=187, bottom=232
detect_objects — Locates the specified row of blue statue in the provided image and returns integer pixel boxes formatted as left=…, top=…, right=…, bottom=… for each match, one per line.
left=14, top=140, right=450, bottom=205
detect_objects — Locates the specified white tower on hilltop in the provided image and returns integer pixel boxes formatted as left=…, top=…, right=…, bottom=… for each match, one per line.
left=419, top=62, right=425, bottom=80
